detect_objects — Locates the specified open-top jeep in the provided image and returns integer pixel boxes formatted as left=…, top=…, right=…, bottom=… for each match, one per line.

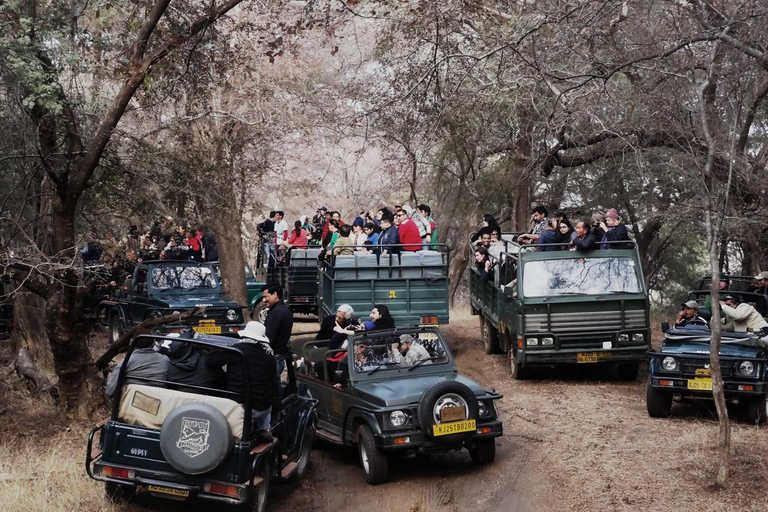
left=294, top=326, right=503, bottom=485
left=101, top=261, right=247, bottom=343
left=86, top=334, right=316, bottom=510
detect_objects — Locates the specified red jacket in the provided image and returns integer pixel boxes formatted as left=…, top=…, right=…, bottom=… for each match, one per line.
left=287, top=228, right=308, bottom=248
left=321, top=220, right=345, bottom=241
left=398, top=219, right=421, bottom=251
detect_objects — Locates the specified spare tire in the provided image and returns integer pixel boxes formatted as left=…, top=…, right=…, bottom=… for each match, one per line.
left=417, top=381, right=479, bottom=443
left=159, top=402, right=234, bottom=475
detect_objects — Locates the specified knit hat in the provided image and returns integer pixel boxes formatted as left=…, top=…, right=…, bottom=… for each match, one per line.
left=605, top=208, right=619, bottom=219
left=353, top=217, right=365, bottom=228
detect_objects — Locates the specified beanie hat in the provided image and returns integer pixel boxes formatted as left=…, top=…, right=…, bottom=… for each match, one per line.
left=353, top=217, right=365, bottom=228
left=605, top=208, right=619, bottom=219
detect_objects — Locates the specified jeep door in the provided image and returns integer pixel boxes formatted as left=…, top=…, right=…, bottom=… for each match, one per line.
left=272, top=359, right=301, bottom=461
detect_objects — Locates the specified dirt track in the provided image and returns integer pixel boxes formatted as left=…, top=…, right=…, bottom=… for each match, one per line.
left=268, top=312, right=768, bottom=512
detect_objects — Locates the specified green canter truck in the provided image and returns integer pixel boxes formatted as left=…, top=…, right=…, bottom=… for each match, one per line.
left=319, top=245, right=450, bottom=326
left=469, top=236, right=650, bottom=380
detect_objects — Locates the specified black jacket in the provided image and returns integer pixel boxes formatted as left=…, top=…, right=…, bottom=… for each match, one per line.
left=573, top=233, right=597, bottom=252
left=205, top=342, right=276, bottom=411
left=317, top=315, right=360, bottom=350
left=265, top=300, right=293, bottom=354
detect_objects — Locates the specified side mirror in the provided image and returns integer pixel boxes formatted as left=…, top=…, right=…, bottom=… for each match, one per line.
left=661, top=321, right=670, bottom=333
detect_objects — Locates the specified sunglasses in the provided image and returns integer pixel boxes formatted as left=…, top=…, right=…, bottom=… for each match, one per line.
left=397, top=213, right=406, bottom=217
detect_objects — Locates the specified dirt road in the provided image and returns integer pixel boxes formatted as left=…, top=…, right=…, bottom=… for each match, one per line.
left=269, top=312, right=768, bottom=512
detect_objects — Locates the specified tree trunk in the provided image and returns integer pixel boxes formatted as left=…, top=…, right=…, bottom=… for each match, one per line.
left=11, top=291, right=52, bottom=372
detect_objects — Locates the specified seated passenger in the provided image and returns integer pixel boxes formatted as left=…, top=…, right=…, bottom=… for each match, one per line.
left=333, top=341, right=375, bottom=390
left=327, top=224, right=354, bottom=258
left=316, top=304, right=359, bottom=349
left=389, top=334, right=431, bottom=367
left=165, top=340, right=222, bottom=392
left=704, top=272, right=730, bottom=309
left=572, top=219, right=597, bottom=252
left=396, top=206, right=422, bottom=252
left=558, top=220, right=576, bottom=248
left=357, top=305, right=396, bottom=331
left=106, top=337, right=169, bottom=397
left=281, top=220, right=308, bottom=250
left=720, top=294, right=768, bottom=333
left=474, top=247, right=494, bottom=283
left=205, top=322, right=276, bottom=442
left=376, top=213, right=401, bottom=256
left=536, top=218, right=561, bottom=251
left=674, top=300, right=709, bottom=328
left=473, top=230, right=491, bottom=248
left=596, top=208, right=632, bottom=249
left=747, top=271, right=768, bottom=316
left=350, top=218, right=368, bottom=249
left=364, top=222, right=379, bottom=245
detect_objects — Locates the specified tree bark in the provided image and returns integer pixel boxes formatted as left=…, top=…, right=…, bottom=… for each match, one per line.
left=14, top=347, right=54, bottom=396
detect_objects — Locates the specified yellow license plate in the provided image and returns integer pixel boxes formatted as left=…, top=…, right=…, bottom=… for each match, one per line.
left=433, top=419, right=476, bottom=437
left=687, top=378, right=712, bottom=391
left=577, top=352, right=598, bottom=363
left=193, top=325, right=221, bottom=334
left=147, top=485, right=190, bottom=498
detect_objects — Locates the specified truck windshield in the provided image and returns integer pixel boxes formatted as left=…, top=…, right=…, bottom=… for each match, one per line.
left=150, top=266, right=218, bottom=291
left=523, top=257, right=642, bottom=298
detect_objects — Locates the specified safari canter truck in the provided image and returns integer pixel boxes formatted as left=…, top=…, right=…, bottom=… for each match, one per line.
left=470, top=236, right=650, bottom=380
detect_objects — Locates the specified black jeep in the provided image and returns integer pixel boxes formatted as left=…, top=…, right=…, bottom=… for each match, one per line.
left=86, top=334, right=316, bottom=510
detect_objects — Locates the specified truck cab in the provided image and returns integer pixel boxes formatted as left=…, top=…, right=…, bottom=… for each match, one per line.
left=470, top=236, right=650, bottom=379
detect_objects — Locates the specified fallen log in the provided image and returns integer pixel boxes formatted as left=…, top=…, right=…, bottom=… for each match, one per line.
left=14, top=347, right=54, bottom=395
left=94, top=307, right=204, bottom=371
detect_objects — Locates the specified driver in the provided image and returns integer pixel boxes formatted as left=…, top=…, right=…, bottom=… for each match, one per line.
left=675, top=300, right=709, bottom=328
left=389, top=334, right=431, bottom=367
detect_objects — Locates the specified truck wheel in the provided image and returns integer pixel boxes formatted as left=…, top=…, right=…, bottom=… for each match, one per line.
left=748, top=395, right=768, bottom=425
left=646, top=378, right=672, bottom=418
left=617, top=363, right=640, bottom=382
left=251, top=301, right=269, bottom=323
left=159, top=402, right=234, bottom=474
left=289, top=419, right=315, bottom=482
left=109, top=315, right=125, bottom=345
left=479, top=316, right=500, bottom=355
left=104, top=482, right=133, bottom=503
left=249, top=461, right=270, bottom=512
left=469, top=438, right=496, bottom=464
left=357, top=424, right=388, bottom=485
left=508, top=349, right=527, bottom=380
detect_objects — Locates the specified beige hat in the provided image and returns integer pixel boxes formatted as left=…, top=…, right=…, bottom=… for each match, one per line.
left=238, top=321, right=269, bottom=342
left=681, top=300, right=699, bottom=310
left=754, top=271, right=768, bottom=280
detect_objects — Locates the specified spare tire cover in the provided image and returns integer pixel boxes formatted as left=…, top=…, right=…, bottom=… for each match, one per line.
left=417, top=380, right=479, bottom=442
left=159, top=402, right=234, bottom=475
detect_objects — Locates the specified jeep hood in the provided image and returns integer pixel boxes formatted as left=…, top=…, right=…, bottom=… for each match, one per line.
left=148, top=293, right=239, bottom=309
left=353, top=374, right=487, bottom=407
left=661, top=340, right=764, bottom=358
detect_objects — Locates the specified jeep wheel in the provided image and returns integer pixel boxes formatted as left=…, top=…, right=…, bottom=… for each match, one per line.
left=249, top=461, right=270, bottom=512
left=748, top=395, right=768, bottom=425
left=159, top=402, right=234, bottom=474
left=646, top=378, right=673, bottom=418
left=617, top=363, right=640, bottom=382
left=480, top=316, right=500, bottom=355
left=289, top=419, right=315, bottom=482
left=251, top=301, right=269, bottom=323
left=104, top=482, right=134, bottom=503
left=358, top=424, right=388, bottom=485
left=508, top=349, right=527, bottom=380
left=109, top=315, right=124, bottom=345
left=417, top=381, right=479, bottom=443
left=469, top=438, right=496, bottom=464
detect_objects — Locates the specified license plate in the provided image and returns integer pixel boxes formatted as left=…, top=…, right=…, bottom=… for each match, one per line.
left=433, top=419, right=476, bottom=436
left=577, top=352, right=598, bottom=363
left=440, top=406, right=465, bottom=422
left=147, top=485, right=190, bottom=498
left=687, top=378, right=713, bottom=391
left=193, top=325, right=221, bottom=334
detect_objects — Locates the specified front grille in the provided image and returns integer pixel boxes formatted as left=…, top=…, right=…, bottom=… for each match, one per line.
left=679, top=357, right=733, bottom=378
left=526, top=310, right=646, bottom=333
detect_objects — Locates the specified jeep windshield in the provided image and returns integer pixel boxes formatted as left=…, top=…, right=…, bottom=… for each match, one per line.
left=150, top=265, right=219, bottom=292
left=522, top=256, right=642, bottom=298
left=353, top=331, right=450, bottom=374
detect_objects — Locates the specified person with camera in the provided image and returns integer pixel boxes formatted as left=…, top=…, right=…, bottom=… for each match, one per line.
left=675, top=300, right=709, bottom=328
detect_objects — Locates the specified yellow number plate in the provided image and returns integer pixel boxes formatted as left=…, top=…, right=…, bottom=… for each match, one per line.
left=433, top=419, right=476, bottom=436
left=147, top=485, right=190, bottom=498
left=193, top=325, right=221, bottom=334
left=687, top=378, right=712, bottom=391
left=577, top=352, right=598, bottom=363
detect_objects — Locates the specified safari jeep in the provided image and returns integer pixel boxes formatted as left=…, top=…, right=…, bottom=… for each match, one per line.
left=86, top=334, right=316, bottom=510
left=295, top=326, right=503, bottom=485
left=101, top=261, right=247, bottom=343
left=647, top=326, right=768, bottom=424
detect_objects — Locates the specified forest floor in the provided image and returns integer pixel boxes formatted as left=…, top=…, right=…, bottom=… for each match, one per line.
left=0, top=311, right=767, bottom=511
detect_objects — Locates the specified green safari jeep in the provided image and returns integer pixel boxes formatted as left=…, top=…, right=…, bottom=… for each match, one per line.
left=295, top=327, right=503, bottom=484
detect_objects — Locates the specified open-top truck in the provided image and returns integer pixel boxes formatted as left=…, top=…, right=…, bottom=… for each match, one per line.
left=469, top=236, right=650, bottom=380
left=250, top=247, right=321, bottom=321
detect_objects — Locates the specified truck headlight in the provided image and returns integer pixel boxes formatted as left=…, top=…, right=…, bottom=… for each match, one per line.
left=618, top=334, right=629, bottom=343
left=477, top=401, right=487, bottom=417
left=661, top=356, right=678, bottom=371
left=541, top=337, right=554, bottom=346
left=527, top=337, right=539, bottom=346
left=390, top=410, right=407, bottom=427
left=738, top=361, right=756, bottom=377
left=632, top=333, right=644, bottom=343
left=226, top=309, right=238, bottom=321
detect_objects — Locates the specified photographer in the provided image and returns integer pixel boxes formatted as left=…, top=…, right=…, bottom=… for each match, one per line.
left=675, top=300, right=708, bottom=328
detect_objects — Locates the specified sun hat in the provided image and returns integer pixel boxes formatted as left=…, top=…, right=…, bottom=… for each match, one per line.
left=754, top=271, right=768, bottom=280
left=239, top=321, right=270, bottom=342
left=681, top=300, right=699, bottom=310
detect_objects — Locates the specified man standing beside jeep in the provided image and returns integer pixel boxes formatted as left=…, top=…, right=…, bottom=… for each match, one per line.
left=262, top=283, right=293, bottom=356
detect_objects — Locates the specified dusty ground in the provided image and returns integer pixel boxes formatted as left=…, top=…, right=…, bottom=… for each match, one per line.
left=0, top=312, right=766, bottom=511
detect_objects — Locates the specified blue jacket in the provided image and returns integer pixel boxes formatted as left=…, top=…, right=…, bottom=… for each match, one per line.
left=536, top=230, right=561, bottom=251
left=376, top=226, right=400, bottom=255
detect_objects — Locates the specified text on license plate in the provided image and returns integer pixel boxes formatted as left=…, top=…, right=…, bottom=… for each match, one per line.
left=687, top=378, right=712, bottom=391
left=147, top=485, right=190, bottom=498
left=433, top=419, right=476, bottom=436
left=577, top=352, right=598, bottom=363
left=193, top=325, right=221, bottom=334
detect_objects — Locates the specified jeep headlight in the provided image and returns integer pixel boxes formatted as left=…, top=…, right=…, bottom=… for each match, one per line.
left=541, top=337, right=554, bottom=346
left=477, top=401, right=487, bottom=417
left=661, top=356, right=679, bottom=371
left=389, top=410, right=407, bottom=427
left=632, top=333, right=644, bottom=343
left=738, top=361, right=756, bottom=377
left=226, top=309, right=238, bottom=321
left=618, top=334, right=629, bottom=343
left=172, top=310, right=181, bottom=315
left=527, top=337, right=539, bottom=346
